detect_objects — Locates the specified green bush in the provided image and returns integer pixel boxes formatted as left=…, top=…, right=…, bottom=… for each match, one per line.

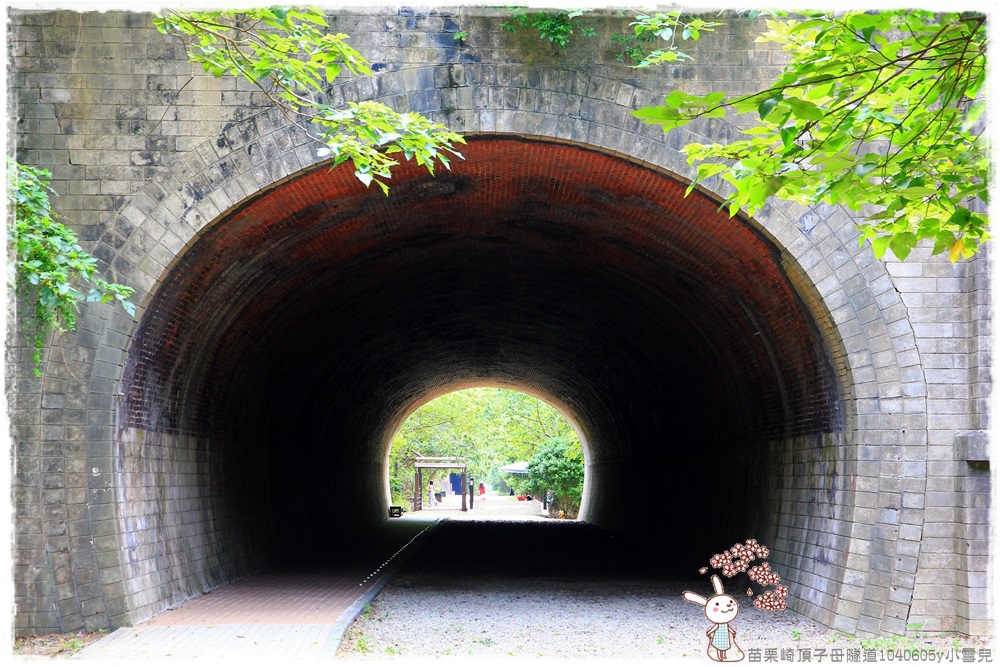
left=525, top=436, right=584, bottom=518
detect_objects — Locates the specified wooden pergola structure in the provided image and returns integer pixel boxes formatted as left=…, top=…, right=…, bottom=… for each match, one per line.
left=411, top=456, right=468, bottom=511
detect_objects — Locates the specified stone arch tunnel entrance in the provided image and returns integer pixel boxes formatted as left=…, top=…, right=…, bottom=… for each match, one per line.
left=116, top=136, right=848, bottom=623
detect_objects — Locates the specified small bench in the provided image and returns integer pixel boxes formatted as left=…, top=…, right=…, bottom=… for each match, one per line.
left=388, top=505, right=403, bottom=517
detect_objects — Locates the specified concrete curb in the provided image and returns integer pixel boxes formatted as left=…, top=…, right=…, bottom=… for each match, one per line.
left=73, top=626, right=132, bottom=658
left=326, top=517, right=446, bottom=658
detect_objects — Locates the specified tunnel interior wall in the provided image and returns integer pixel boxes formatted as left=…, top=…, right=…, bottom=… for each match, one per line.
left=114, top=413, right=394, bottom=624
left=762, top=432, right=856, bottom=628
left=582, top=429, right=856, bottom=631
left=115, top=424, right=390, bottom=624
left=113, top=429, right=262, bottom=622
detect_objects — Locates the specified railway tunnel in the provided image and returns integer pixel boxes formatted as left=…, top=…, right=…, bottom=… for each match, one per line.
left=116, top=136, right=849, bottom=614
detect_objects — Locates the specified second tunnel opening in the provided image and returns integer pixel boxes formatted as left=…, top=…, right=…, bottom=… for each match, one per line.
left=116, top=136, right=848, bottom=617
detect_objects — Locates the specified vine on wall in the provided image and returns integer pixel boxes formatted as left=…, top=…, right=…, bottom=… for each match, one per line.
left=7, top=159, right=136, bottom=376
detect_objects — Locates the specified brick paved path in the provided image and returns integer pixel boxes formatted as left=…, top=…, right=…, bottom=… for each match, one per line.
left=78, top=515, right=440, bottom=660
left=78, top=496, right=549, bottom=660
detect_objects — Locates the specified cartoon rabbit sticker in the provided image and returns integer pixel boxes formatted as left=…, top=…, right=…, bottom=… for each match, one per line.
left=683, top=574, right=745, bottom=662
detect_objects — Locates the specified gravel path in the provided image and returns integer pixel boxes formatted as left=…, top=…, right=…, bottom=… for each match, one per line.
left=338, top=569, right=842, bottom=661
left=337, top=502, right=993, bottom=663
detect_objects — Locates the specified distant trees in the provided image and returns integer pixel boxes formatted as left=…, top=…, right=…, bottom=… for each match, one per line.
left=388, top=388, right=581, bottom=507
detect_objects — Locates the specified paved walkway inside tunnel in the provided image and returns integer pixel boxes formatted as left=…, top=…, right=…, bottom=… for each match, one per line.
left=77, top=495, right=553, bottom=661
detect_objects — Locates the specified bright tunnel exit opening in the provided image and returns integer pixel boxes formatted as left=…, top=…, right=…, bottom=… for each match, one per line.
left=387, top=387, right=586, bottom=519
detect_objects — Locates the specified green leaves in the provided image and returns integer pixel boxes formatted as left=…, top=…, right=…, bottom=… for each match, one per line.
left=625, top=12, right=721, bottom=68
left=156, top=7, right=465, bottom=194
left=633, top=90, right=727, bottom=131
left=632, top=10, right=989, bottom=261
left=7, top=160, right=136, bottom=376
left=525, top=436, right=584, bottom=518
left=500, top=9, right=597, bottom=48
left=389, top=388, right=581, bottom=504
left=316, top=101, right=465, bottom=195
left=757, top=95, right=781, bottom=121
left=784, top=97, right=823, bottom=122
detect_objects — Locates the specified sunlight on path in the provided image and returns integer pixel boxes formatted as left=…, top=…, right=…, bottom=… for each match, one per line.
left=401, top=492, right=560, bottom=522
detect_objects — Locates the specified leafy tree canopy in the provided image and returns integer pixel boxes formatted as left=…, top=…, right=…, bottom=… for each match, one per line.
left=155, top=6, right=465, bottom=194
left=633, top=9, right=988, bottom=262
left=388, top=387, right=580, bottom=503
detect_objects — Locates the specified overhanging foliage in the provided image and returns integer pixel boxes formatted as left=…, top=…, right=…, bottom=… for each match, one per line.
left=155, top=6, right=466, bottom=194
left=634, top=10, right=988, bottom=261
left=7, top=160, right=136, bottom=376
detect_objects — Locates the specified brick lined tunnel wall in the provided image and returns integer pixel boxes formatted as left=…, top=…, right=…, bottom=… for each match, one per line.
left=8, top=7, right=990, bottom=640
left=116, top=136, right=846, bottom=617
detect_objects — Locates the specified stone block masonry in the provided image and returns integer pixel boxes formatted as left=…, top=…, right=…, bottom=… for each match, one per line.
left=7, top=6, right=990, bottom=639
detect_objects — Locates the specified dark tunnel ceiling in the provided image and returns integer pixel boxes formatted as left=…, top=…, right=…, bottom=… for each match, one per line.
left=121, top=136, right=842, bottom=459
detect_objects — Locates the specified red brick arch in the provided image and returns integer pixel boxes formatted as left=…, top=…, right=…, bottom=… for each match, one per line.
left=122, top=136, right=841, bottom=441
left=118, top=136, right=845, bottom=580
